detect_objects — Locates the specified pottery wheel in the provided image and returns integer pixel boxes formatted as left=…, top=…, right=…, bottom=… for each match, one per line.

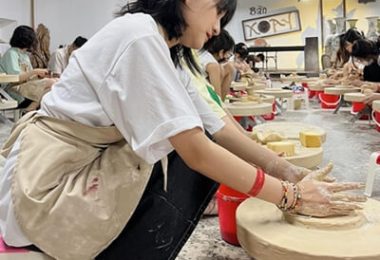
left=324, top=87, right=360, bottom=95
left=254, top=89, right=293, bottom=98
left=281, top=141, right=323, bottom=169
left=225, top=103, right=272, bottom=117
left=237, top=198, right=380, bottom=260
left=343, top=93, right=366, bottom=103
left=231, top=81, right=248, bottom=91
left=252, top=122, right=326, bottom=142
left=373, top=100, right=380, bottom=113
left=307, top=83, right=328, bottom=91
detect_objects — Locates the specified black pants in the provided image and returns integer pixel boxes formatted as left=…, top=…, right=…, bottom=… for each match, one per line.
left=96, top=151, right=218, bottom=260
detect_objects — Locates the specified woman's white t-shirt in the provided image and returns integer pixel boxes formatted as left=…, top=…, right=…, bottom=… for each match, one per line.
left=0, top=13, right=224, bottom=246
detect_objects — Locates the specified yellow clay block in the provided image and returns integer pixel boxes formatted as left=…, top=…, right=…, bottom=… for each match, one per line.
left=267, top=141, right=295, bottom=157
left=299, top=131, right=322, bottom=147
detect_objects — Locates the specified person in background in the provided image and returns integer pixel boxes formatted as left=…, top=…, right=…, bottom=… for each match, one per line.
left=198, top=29, right=235, bottom=100
left=233, top=42, right=252, bottom=76
left=0, top=1, right=364, bottom=260
left=29, top=23, right=51, bottom=69
left=48, top=36, right=87, bottom=77
left=0, top=25, right=56, bottom=111
left=246, top=53, right=264, bottom=72
left=351, top=38, right=380, bottom=83
left=351, top=38, right=380, bottom=105
left=334, top=28, right=364, bottom=69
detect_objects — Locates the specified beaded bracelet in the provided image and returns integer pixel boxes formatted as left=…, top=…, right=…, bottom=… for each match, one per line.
left=277, top=181, right=301, bottom=211
left=248, top=168, right=265, bottom=197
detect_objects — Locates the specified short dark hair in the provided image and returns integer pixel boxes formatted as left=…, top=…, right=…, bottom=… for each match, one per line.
left=351, top=39, right=380, bottom=59
left=234, top=42, right=249, bottom=59
left=204, top=29, right=235, bottom=54
left=256, top=53, right=265, bottom=62
left=343, top=28, right=364, bottom=44
left=115, top=0, right=237, bottom=74
left=9, top=25, right=36, bottom=49
left=73, top=36, right=88, bottom=48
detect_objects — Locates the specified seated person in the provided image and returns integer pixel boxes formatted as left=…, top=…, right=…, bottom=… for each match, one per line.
left=198, top=29, right=235, bottom=100
left=48, top=36, right=87, bottom=77
left=351, top=38, right=380, bottom=83
left=0, top=25, right=56, bottom=111
left=29, top=23, right=51, bottom=69
left=233, top=42, right=252, bottom=75
left=333, top=28, right=364, bottom=69
left=246, top=53, right=264, bottom=73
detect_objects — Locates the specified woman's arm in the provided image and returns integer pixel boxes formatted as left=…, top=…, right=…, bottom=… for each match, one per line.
left=214, top=116, right=300, bottom=182
left=170, top=127, right=284, bottom=205
left=169, top=127, right=364, bottom=217
left=206, top=63, right=222, bottom=97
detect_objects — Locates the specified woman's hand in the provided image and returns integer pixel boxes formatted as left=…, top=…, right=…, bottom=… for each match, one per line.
left=33, top=68, right=49, bottom=78
left=293, top=163, right=366, bottom=217
left=282, top=164, right=335, bottom=184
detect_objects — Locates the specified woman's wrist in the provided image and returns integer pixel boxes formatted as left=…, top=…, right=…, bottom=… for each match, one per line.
left=276, top=181, right=301, bottom=212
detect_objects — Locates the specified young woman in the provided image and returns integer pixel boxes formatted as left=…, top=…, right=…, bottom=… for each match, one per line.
left=0, top=25, right=56, bottom=111
left=334, top=28, right=364, bottom=68
left=0, top=1, right=364, bottom=260
left=351, top=38, right=380, bottom=104
left=198, top=29, right=235, bottom=100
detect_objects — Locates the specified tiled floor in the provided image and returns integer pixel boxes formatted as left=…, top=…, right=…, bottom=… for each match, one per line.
left=0, top=100, right=379, bottom=259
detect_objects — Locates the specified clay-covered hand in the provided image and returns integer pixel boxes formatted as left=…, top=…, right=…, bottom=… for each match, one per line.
left=33, top=68, right=49, bottom=78
left=300, top=164, right=336, bottom=182
left=283, top=165, right=335, bottom=183
left=293, top=163, right=366, bottom=217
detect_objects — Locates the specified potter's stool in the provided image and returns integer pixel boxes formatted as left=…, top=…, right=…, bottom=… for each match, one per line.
left=0, top=236, right=51, bottom=259
left=287, top=88, right=309, bottom=111
left=364, top=152, right=380, bottom=197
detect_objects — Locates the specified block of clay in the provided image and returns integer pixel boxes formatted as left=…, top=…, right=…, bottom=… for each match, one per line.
left=299, top=131, right=323, bottom=148
left=267, top=141, right=295, bottom=156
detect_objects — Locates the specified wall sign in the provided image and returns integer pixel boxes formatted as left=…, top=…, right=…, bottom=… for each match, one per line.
left=242, top=9, right=302, bottom=40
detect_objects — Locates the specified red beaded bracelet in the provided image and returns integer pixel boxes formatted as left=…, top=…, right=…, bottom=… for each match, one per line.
left=248, top=168, right=265, bottom=197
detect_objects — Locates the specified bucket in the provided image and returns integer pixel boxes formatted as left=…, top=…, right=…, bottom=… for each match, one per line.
left=318, top=93, right=341, bottom=109
left=351, top=102, right=369, bottom=120
left=216, top=185, right=249, bottom=246
left=373, top=111, right=380, bottom=132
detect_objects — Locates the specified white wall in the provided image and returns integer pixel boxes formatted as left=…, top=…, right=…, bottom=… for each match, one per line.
left=225, top=0, right=321, bottom=69
left=0, top=0, right=31, bottom=42
left=34, top=0, right=124, bottom=50
left=2, top=0, right=380, bottom=68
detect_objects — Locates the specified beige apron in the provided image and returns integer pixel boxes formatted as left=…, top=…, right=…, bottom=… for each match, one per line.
left=1, top=112, right=153, bottom=260
left=9, top=78, right=52, bottom=102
